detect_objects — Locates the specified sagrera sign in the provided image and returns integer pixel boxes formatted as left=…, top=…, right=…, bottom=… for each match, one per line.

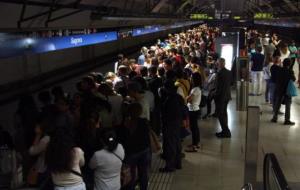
left=71, top=37, right=83, bottom=45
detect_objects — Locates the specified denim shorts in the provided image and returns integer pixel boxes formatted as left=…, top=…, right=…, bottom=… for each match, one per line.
left=54, top=182, right=86, bottom=190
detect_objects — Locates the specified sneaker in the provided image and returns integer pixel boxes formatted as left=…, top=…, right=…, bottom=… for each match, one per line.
left=211, top=113, right=217, bottom=118
left=271, top=118, right=277, bottom=123
left=215, top=132, right=231, bottom=138
left=202, top=114, right=209, bottom=119
left=278, top=111, right=284, bottom=115
left=187, top=144, right=200, bottom=149
left=159, top=167, right=175, bottom=173
left=185, top=146, right=198, bottom=152
left=284, top=121, right=295, bottom=125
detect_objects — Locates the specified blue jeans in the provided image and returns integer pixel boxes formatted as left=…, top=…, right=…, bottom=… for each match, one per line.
left=54, top=182, right=86, bottom=190
left=124, top=149, right=150, bottom=190
left=265, top=79, right=271, bottom=102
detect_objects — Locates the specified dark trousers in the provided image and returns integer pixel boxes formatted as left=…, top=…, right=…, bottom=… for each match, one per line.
left=189, top=110, right=200, bottom=145
left=216, top=100, right=230, bottom=133
left=265, top=79, right=271, bottom=102
left=124, top=149, right=150, bottom=190
left=291, top=57, right=296, bottom=70
left=273, top=95, right=292, bottom=121
left=150, top=107, right=161, bottom=136
left=206, top=96, right=215, bottom=115
left=162, top=122, right=182, bottom=169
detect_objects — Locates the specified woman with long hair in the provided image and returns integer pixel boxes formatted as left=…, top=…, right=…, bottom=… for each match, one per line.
left=89, top=128, right=124, bottom=190
left=45, top=126, right=85, bottom=190
left=185, top=72, right=202, bottom=152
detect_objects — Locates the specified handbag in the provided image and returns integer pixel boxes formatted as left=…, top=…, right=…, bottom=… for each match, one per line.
left=26, top=166, right=38, bottom=186
left=286, top=80, right=298, bottom=97
left=112, top=152, right=135, bottom=187
left=149, top=130, right=161, bottom=153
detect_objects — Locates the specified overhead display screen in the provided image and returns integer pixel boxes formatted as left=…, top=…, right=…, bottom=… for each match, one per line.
left=0, top=31, right=117, bottom=58
left=254, top=13, right=273, bottom=19
left=132, top=26, right=161, bottom=37
left=190, top=14, right=208, bottom=20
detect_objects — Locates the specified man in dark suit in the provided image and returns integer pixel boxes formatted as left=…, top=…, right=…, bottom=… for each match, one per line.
left=215, top=58, right=232, bottom=138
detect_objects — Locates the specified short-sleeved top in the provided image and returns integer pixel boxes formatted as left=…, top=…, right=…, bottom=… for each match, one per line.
left=52, top=147, right=85, bottom=187
left=289, top=45, right=298, bottom=58
left=89, top=144, right=125, bottom=190
left=187, top=87, right=202, bottom=111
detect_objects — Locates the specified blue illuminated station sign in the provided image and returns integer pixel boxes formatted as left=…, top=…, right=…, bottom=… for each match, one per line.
left=0, top=31, right=117, bottom=58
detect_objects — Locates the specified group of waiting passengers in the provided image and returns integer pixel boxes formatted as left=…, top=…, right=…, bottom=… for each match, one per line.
left=247, top=30, right=299, bottom=125
left=3, top=25, right=244, bottom=190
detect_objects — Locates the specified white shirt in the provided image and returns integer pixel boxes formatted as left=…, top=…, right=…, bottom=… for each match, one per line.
left=187, top=87, right=202, bottom=111
left=138, top=94, right=150, bottom=121
left=280, top=50, right=290, bottom=63
left=144, top=90, right=155, bottom=112
left=89, top=144, right=125, bottom=190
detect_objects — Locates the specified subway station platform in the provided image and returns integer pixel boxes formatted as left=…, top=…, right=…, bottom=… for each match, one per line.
left=9, top=62, right=300, bottom=190
left=148, top=88, right=300, bottom=190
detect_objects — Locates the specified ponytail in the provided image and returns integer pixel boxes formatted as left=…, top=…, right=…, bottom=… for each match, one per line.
left=100, top=128, right=118, bottom=152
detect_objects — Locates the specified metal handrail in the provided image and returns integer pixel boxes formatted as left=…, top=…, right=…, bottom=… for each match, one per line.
left=263, top=153, right=291, bottom=190
left=241, top=183, right=253, bottom=190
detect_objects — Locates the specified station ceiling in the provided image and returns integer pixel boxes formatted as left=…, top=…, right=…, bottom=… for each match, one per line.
left=0, top=0, right=299, bottom=30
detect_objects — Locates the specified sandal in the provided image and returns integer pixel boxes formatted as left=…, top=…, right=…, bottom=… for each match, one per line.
left=187, top=144, right=200, bottom=149
left=185, top=146, right=198, bottom=152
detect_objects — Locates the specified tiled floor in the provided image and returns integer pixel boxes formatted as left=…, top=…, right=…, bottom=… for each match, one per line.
left=150, top=73, right=300, bottom=189
left=149, top=97, right=247, bottom=190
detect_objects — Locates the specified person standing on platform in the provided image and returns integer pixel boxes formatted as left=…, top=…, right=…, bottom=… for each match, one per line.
left=271, top=58, right=296, bottom=125
left=269, top=56, right=282, bottom=109
left=215, top=58, right=232, bottom=138
left=263, top=55, right=273, bottom=103
left=138, top=47, right=148, bottom=65
left=160, top=80, right=185, bottom=172
left=114, top=54, right=124, bottom=74
left=288, top=40, right=298, bottom=71
left=250, top=46, right=265, bottom=96
left=185, top=72, right=202, bottom=152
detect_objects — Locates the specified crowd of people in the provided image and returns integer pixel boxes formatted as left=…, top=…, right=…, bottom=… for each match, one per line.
left=1, top=25, right=234, bottom=190
left=247, top=30, right=299, bottom=125
left=0, top=25, right=299, bottom=190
